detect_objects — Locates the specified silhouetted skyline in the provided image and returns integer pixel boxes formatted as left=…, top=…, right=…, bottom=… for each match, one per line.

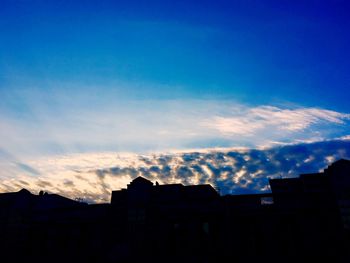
left=0, top=159, right=350, bottom=263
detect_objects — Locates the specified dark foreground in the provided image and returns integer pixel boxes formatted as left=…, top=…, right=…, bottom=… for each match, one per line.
left=1, top=159, right=350, bottom=263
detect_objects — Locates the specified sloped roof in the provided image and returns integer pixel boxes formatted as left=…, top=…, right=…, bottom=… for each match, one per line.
left=130, top=176, right=153, bottom=185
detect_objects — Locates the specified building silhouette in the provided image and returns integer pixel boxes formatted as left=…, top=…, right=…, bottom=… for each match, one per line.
left=0, top=159, right=349, bottom=263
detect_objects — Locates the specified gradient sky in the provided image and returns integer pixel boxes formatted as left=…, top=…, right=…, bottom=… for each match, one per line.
left=1, top=0, right=350, bottom=201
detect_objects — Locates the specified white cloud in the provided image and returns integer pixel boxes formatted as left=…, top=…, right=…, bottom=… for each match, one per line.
left=0, top=87, right=349, bottom=159
left=0, top=139, right=349, bottom=203
left=338, top=135, right=350, bottom=140
left=203, top=106, right=350, bottom=136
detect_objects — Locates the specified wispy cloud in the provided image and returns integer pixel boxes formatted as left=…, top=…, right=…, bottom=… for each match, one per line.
left=0, top=89, right=349, bottom=157
left=0, top=148, right=41, bottom=177
left=202, top=106, right=350, bottom=135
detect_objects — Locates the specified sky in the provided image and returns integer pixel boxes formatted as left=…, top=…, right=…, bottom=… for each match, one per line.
left=1, top=0, right=350, bottom=202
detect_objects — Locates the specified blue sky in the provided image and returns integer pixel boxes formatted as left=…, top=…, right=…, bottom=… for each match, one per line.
left=1, top=1, right=350, bottom=107
left=1, top=0, right=350, bottom=201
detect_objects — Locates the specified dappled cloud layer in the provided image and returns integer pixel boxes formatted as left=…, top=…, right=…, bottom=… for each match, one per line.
left=0, top=139, right=349, bottom=203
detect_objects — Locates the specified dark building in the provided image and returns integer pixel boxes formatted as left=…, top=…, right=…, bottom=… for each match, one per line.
left=0, top=159, right=350, bottom=263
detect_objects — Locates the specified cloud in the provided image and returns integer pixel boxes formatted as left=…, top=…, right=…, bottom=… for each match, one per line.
left=1, top=139, right=348, bottom=202
left=14, top=162, right=41, bottom=176
left=202, top=106, right=350, bottom=135
left=1, top=88, right=349, bottom=202
left=0, top=148, right=41, bottom=177
left=0, top=88, right=349, bottom=157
